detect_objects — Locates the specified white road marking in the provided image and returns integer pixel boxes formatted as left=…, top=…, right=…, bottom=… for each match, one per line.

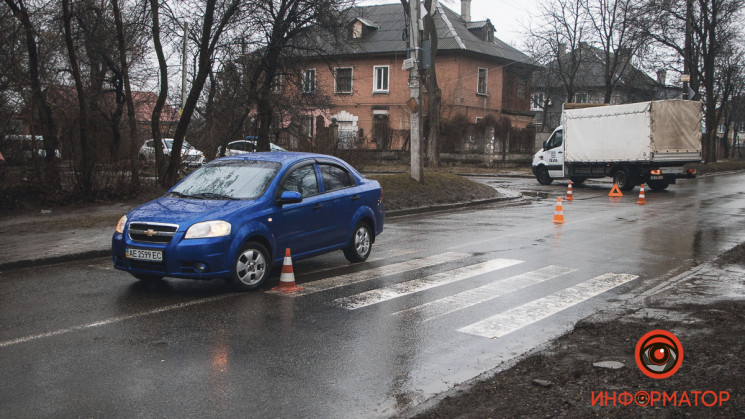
left=272, top=252, right=469, bottom=297
left=458, top=273, right=638, bottom=339
left=0, top=295, right=235, bottom=349
left=298, top=248, right=421, bottom=276
left=333, top=258, right=524, bottom=310
left=394, top=265, right=576, bottom=320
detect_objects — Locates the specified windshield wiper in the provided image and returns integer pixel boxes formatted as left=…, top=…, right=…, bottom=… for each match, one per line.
left=167, top=191, right=192, bottom=198
left=189, top=192, right=240, bottom=200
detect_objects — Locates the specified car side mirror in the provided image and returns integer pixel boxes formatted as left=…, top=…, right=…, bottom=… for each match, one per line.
left=277, top=191, right=302, bottom=205
left=543, top=140, right=548, bottom=150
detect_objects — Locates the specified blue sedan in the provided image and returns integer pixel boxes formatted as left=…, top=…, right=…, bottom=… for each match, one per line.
left=112, top=152, right=384, bottom=290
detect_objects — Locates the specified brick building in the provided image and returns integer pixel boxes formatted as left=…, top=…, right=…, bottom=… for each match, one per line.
left=292, top=1, right=539, bottom=151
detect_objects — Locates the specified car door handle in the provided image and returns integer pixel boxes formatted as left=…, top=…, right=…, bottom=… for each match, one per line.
left=313, top=204, right=323, bottom=211
left=351, top=195, right=360, bottom=201
left=557, top=151, right=563, bottom=154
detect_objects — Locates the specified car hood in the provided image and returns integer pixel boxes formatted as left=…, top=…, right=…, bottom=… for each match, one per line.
left=127, top=196, right=257, bottom=229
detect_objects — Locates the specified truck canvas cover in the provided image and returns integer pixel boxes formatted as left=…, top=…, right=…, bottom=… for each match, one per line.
left=563, top=100, right=701, bottom=163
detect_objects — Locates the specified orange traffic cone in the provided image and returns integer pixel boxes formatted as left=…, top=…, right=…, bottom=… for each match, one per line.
left=609, top=183, right=623, bottom=197
left=566, top=181, right=574, bottom=201
left=272, top=248, right=303, bottom=293
left=552, top=197, right=566, bottom=224
left=637, top=184, right=647, bottom=205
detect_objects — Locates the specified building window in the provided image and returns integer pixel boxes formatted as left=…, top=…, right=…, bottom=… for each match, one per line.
left=531, top=92, right=545, bottom=111
left=477, top=68, right=488, bottom=95
left=302, top=69, right=316, bottom=94
left=271, top=75, right=282, bottom=93
left=517, top=78, right=526, bottom=99
left=718, top=124, right=725, bottom=134
left=301, top=116, right=313, bottom=137
left=373, top=66, right=389, bottom=93
left=334, top=67, right=353, bottom=94
left=574, top=92, right=588, bottom=103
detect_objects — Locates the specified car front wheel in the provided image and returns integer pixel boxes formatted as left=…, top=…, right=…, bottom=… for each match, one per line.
left=344, top=223, right=372, bottom=263
left=231, top=241, right=271, bottom=291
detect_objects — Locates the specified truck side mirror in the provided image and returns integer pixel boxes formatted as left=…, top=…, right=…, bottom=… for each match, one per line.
left=543, top=140, right=548, bottom=150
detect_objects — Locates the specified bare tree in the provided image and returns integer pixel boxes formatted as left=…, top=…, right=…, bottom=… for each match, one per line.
left=531, top=0, right=590, bottom=102
left=643, top=0, right=745, bottom=162
left=164, top=0, right=241, bottom=186
left=4, top=0, right=61, bottom=188
left=584, top=0, right=645, bottom=103
left=148, top=0, right=168, bottom=180
left=423, top=0, right=441, bottom=166
left=111, top=0, right=139, bottom=186
left=249, top=0, right=355, bottom=152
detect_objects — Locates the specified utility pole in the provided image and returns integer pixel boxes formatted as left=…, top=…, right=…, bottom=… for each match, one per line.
left=407, top=0, right=423, bottom=183
left=181, top=21, right=188, bottom=113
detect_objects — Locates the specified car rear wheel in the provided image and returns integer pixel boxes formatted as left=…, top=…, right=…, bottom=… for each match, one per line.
left=231, top=241, right=271, bottom=291
left=344, top=223, right=372, bottom=263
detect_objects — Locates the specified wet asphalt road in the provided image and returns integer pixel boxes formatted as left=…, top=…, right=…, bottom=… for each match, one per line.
left=1, top=172, right=744, bottom=418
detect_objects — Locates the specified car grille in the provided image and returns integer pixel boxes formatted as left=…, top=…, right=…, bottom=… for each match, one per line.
left=128, top=222, right=178, bottom=243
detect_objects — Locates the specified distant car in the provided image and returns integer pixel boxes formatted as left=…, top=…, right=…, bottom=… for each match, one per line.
left=0, top=135, right=61, bottom=163
left=140, top=138, right=205, bottom=167
left=217, top=138, right=286, bottom=157
left=112, top=152, right=385, bottom=291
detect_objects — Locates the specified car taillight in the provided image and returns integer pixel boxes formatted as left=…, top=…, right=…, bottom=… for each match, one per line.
left=687, top=168, right=696, bottom=175
left=650, top=169, right=662, bottom=175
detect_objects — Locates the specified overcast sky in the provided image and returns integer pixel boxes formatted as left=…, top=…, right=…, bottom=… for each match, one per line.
left=359, top=0, right=540, bottom=48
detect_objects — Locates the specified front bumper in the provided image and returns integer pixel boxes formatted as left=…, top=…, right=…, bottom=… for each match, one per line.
left=112, top=231, right=233, bottom=279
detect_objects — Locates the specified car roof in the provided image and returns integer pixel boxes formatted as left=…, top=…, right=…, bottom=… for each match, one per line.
left=218, top=151, right=342, bottom=165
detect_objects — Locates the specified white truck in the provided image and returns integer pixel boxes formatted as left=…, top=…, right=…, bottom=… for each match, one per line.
left=532, top=100, right=702, bottom=191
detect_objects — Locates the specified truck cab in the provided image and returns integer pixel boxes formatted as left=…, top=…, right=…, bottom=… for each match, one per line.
left=532, top=126, right=564, bottom=185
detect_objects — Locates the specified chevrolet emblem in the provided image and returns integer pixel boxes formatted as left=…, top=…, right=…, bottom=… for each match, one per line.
left=144, top=229, right=157, bottom=237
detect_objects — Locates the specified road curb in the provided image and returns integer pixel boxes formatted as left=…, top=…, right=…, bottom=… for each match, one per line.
left=0, top=249, right=111, bottom=272
left=386, top=195, right=522, bottom=218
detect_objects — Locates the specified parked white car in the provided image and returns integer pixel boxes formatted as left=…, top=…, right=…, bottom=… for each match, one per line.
left=217, top=138, right=286, bottom=157
left=140, top=138, right=205, bottom=167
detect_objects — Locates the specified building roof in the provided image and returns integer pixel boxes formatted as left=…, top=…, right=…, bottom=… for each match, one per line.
left=532, top=44, right=658, bottom=90
left=329, top=3, right=538, bottom=68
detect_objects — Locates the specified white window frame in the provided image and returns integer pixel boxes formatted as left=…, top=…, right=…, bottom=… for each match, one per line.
left=531, top=92, right=545, bottom=111
left=302, top=69, right=316, bottom=94
left=373, top=65, right=390, bottom=93
left=477, top=68, right=488, bottom=95
left=574, top=92, right=588, bottom=103
left=334, top=67, right=354, bottom=94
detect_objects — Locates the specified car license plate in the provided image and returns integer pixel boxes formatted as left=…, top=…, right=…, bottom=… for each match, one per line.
left=126, top=248, right=163, bottom=262
left=650, top=175, right=663, bottom=180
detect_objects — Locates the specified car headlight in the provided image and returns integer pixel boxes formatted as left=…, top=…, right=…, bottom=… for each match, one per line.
left=116, top=215, right=128, bottom=234
left=185, top=220, right=232, bottom=239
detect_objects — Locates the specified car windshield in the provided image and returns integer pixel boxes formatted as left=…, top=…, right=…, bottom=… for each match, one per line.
left=169, top=160, right=280, bottom=200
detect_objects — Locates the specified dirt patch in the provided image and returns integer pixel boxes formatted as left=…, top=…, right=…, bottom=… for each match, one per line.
left=411, top=254, right=745, bottom=418
left=368, top=172, right=499, bottom=211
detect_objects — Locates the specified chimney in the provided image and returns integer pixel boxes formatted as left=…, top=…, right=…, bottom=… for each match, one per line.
left=461, top=0, right=471, bottom=22
left=657, top=69, right=667, bottom=85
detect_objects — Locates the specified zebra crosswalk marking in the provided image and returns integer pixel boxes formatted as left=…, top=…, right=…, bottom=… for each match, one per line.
left=273, top=252, right=469, bottom=297
left=458, top=273, right=638, bottom=338
left=394, top=265, right=576, bottom=320
left=333, top=258, right=523, bottom=310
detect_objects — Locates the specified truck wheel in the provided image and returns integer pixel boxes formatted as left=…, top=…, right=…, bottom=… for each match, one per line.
left=536, top=167, right=553, bottom=185
left=613, top=168, right=636, bottom=191
left=647, top=180, right=670, bottom=191
left=570, top=176, right=587, bottom=185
